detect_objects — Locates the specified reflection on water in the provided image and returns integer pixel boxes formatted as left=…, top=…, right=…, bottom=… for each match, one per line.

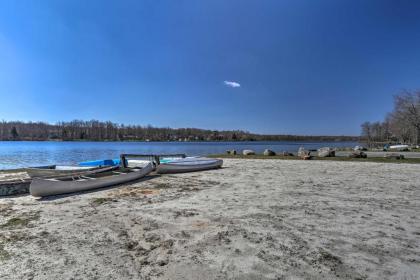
left=0, top=141, right=358, bottom=170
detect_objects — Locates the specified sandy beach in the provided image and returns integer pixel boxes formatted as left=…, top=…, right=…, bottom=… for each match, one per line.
left=1, top=159, right=419, bottom=279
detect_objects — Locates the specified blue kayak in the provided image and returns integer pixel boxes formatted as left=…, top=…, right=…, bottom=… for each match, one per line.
left=79, top=159, right=121, bottom=167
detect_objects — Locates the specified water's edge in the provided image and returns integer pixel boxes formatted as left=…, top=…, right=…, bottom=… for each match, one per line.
left=0, top=141, right=358, bottom=170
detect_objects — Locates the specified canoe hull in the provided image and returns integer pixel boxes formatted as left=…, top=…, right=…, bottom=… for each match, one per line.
left=26, top=166, right=98, bottom=178
left=389, top=145, right=409, bottom=150
left=157, top=158, right=223, bottom=174
left=30, top=163, right=153, bottom=197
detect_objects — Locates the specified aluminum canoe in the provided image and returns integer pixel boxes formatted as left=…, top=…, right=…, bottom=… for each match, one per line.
left=156, top=157, right=222, bottom=174
left=30, top=163, right=153, bottom=197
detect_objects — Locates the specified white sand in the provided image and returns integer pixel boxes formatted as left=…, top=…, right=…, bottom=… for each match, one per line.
left=1, top=159, right=419, bottom=279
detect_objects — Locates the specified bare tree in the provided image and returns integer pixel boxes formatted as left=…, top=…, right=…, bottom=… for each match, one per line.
left=388, top=111, right=412, bottom=143
left=393, top=90, right=420, bottom=144
left=361, top=90, right=420, bottom=145
left=361, top=122, right=372, bottom=146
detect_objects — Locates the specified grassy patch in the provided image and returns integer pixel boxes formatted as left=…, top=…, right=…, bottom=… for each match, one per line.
left=0, top=244, right=11, bottom=261
left=108, top=187, right=161, bottom=198
left=90, top=197, right=114, bottom=206
left=151, top=182, right=172, bottom=189
left=0, top=212, right=40, bottom=229
left=1, top=218, right=29, bottom=228
left=208, top=154, right=420, bottom=164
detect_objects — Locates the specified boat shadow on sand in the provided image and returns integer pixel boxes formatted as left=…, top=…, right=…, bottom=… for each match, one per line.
left=35, top=174, right=161, bottom=201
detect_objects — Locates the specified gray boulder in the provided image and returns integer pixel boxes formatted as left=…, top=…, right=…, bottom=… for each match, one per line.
left=317, top=147, right=335, bottom=157
left=263, top=149, right=276, bottom=156
left=298, top=147, right=308, bottom=157
left=349, top=151, right=367, bottom=158
left=384, top=153, right=404, bottom=160
left=242, top=149, right=255, bottom=156
left=298, top=147, right=311, bottom=160
left=226, top=150, right=237, bottom=155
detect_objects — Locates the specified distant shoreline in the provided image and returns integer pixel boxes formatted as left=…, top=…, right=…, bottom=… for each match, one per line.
left=0, top=139, right=359, bottom=143
left=0, top=120, right=360, bottom=142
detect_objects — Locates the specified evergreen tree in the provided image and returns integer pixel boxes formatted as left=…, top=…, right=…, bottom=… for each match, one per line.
left=11, top=126, right=18, bottom=139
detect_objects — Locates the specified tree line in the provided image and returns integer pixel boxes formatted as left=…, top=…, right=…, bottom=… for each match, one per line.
left=361, top=90, right=420, bottom=146
left=0, top=120, right=358, bottom=142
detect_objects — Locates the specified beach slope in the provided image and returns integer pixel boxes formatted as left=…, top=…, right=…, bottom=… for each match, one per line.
left=1, top=159, right=419, bottom=279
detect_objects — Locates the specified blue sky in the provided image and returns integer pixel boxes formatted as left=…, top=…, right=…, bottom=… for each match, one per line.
left=0, top=0, right=420, bottom=135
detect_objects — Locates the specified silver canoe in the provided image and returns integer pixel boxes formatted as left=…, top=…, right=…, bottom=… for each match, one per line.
left=156, top=157, right=223, bottom=174
left=26, top=165, right=103, bottom=178
left=30, top=162, right=154, bottom=197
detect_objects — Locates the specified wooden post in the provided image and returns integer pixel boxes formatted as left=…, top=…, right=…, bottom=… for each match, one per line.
left=120, top=154, right=127, bottom=168
left=154, top=156, right=160, bottom=165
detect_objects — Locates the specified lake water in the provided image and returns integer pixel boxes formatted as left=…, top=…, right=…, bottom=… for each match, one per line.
left=0, top=141, right=358, bottom=170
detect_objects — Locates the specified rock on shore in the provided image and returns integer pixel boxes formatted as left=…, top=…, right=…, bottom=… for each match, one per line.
left=242, top=149, right=255, bottom=155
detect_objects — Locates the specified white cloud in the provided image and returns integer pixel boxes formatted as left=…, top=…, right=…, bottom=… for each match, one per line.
left=223, top=81, right=241, bottom=88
